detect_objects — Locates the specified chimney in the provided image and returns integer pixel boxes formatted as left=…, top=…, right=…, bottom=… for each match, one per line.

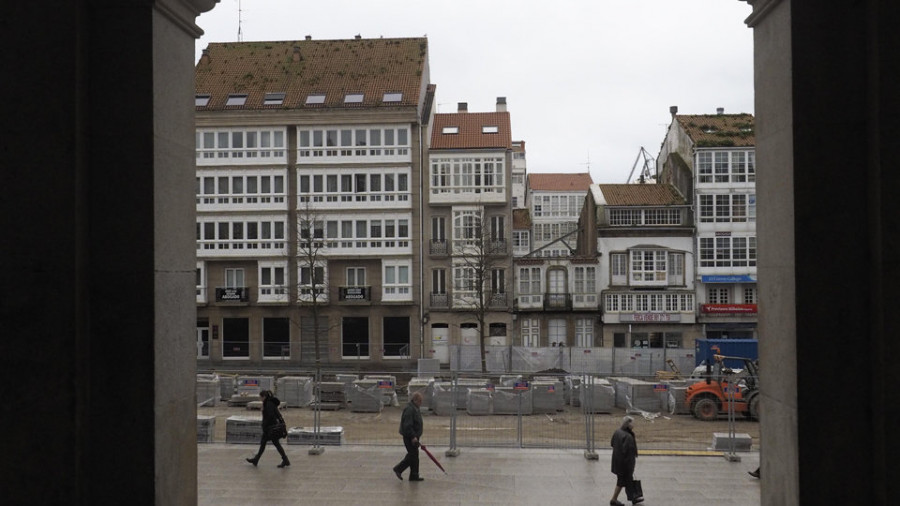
left=305, top=35, right=312, bottom=41
left=717, top=107, right=725, bottom=115
left=669, top=105, right=678, bottom=118
left=458, top=102, right=468, bottom=113
left=292, top=46, right=300, bottom=62
left=496, top=96, right=507, bottom=112
left=200, top=48, right=210, bottom=64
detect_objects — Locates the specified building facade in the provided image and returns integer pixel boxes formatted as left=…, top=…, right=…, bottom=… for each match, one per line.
left=514, top=173, right=598, bottom=347
left=657, top=109, right=758, bottom=340
left=194, top=37, right=434, bottom=368
left=579, top=183, right=699, bottom=348
left=423, top=100, right=514, bottom=364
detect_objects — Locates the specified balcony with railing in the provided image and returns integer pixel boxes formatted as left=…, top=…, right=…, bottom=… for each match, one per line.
left=544, top=293, right=572, bottom=311
left=430, top=240, right=449, bottom=256
left=430, top=293, right=449, bottom=309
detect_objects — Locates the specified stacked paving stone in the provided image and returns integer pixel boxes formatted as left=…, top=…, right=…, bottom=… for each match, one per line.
left=430, top=381, right=456, bottom=415
left=362, top=375, right=398, bottom=406
left=579, top=378, right=615, bottom=413
left=316, top=381, right=347, bottom=408
left=276, top=376, right=314, bottom=407
left=196, top=374, right=220, bottom=407
left=225, top=415, right=262, bottom=444
left=287, top=426, right=344, bottom=446
left=218, top=374, right=236, bottom=401
left=611, top=377, right=663, bottom=412
left=466, top=388, right=493, bottom=415
left=348, top=379, right=383, bottom=413
left=531, top=380, right=564, bottom=413
left=197, top=415, right=215, bottom=443
left=407, top=377, right=435, bottom=410
left=493, top=386, right=533, bottom=415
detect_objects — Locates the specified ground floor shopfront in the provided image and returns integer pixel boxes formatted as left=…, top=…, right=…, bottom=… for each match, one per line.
left=196, top=304, right=419, bottom=367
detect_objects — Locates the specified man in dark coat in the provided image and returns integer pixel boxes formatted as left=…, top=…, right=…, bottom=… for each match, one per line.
left=393, top=391, right=424, bottom=481
left=610, top=415, right=642, bottom=505
left=246, top=389, right=290, bottom=468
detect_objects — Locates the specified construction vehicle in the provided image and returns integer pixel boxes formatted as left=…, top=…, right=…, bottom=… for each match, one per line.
left=685, top=354, right=760, bottom=421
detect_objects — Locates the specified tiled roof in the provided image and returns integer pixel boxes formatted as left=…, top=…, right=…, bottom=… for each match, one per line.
left=529, top=172, right=593, bottom=192
left=430, top=112, right=512, bottom=150
left=675, top=113, right=755, bottom=147
left=195, top=38, right=428, bottom=110
left=513, top=208, right=532, bottom=229
left=596, top=183, right=686, bottom=206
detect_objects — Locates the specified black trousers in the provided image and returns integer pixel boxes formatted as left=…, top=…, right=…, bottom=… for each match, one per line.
left=253, top=432, right=289, bottom=463
left=394, top=435, right=420, bottom=477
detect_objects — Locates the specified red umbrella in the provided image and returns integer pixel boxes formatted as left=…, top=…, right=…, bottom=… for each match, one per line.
left=419, top=444, right=447, bottom=474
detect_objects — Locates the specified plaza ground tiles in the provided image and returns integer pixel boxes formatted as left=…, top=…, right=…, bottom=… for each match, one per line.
left=199, top=444, right=760, bottom=505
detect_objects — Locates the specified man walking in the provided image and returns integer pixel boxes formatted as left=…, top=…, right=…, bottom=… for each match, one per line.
left=393, top=391, right=424, bottom=481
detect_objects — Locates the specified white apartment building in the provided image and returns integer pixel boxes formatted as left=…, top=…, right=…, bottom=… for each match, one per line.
left=423, top=100, right=514, bottom=363
left=657, top=108, right=758, bottom=339
left=579, top=184, right=699, bottom=348
left=194, top=37, right=434, bottom=367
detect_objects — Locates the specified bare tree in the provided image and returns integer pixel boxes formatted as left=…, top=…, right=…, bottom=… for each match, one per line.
left=294, top=200, right=330, bottom=370
left=452, top=206, right=510, bottom=372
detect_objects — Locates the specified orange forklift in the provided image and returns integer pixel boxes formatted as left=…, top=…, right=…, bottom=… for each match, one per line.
left=685, top=354, right=760, bottom=421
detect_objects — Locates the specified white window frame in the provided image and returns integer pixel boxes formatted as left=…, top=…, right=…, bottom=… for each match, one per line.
left=298, top=262, right=327, bottom=302
left=383, top=260, right=412, bottom=301
left=258, top=261, right=288, bottom=302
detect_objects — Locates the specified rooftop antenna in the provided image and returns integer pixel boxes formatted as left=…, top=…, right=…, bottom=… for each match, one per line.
left=236, top=0, right=243, bottom=42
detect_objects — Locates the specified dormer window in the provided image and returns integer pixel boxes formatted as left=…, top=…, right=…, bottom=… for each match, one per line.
left=383, top=92, right=402, bottom=102
left=225, top=94, right=247, bottom=106
left=482, top=125, right=499, bottom=134
left=442, top=126, right=459, bottom=134
left=263, top=92, right=285, bottom=105
left=305, top=93, right=326, bottom=105
left=195, top=94, right=210, bottom=107
left=344, top=93, right=364, bottom=104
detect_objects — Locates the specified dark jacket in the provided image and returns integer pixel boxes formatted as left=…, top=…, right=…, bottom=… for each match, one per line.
left=261, top=395, right=282, bottom=430
left=610, top=427, right=637, bottom=476
left=399, top=400, right=423, bottom=439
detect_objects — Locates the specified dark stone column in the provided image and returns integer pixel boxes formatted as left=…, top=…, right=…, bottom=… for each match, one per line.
left=0, top=1, right=215, bottom=503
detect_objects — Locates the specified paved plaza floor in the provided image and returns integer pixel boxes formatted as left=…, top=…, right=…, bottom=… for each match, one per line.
left=198, top=444, right=760, bottom=505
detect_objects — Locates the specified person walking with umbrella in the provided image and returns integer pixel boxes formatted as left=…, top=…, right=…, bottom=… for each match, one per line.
left=393, top=391, right=424, bottom=481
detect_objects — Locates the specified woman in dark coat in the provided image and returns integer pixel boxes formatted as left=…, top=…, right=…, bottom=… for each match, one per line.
left=610, top=415, right=642, bottom=505
left=246, top=390, right=290, bottom=468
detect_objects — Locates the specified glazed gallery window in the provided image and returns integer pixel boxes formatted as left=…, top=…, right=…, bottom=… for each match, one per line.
left=696, top=149, right=756, bottom=184
left=197, top=218, right=286, bottom=251
left=532, top=194, right=582, bottom=218
left=698, top=193, right=754, bottom=223
left=197, top=171, right=286, bottom=205
left=196, top=127, right=286, bottom=162
left=298, top=169, right=409, bottom=204
left=698, top=235, right=757, bottom=267
left=298, top=125, right=409, bottom=159
left=429, top=156, right=505, bottom=194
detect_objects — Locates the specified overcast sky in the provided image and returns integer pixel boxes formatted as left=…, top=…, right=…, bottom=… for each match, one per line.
left=195, top=0, right=754, bottom=184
